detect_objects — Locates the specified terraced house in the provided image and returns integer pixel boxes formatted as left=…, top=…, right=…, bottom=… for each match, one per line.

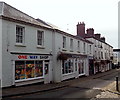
left=0, top=2, right=113, bottom=87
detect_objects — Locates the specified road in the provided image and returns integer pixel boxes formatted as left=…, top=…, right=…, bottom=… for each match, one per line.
left=9, top=69, right=119, bottom=99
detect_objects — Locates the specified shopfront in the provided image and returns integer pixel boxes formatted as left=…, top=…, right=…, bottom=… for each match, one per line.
left=58, top=53, right=88, bottom=81
left=12, top=54, right=51, bottom=86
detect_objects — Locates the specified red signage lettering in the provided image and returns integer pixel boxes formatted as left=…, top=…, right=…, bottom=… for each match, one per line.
left=18, top=55, right=27, bottom=59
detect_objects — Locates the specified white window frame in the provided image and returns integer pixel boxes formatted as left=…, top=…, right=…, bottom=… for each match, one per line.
left=37, top=30, right=44, bottom=47
left=83, top=42, right=86, bottom=54
left=77, top=41, right=80, bottom=52
left=70, top=38, right=73, bottom=51
left=16, top=25, right=25, bottom=45
left=63, top=36, right=66, bottom=49
left=62, top=59, right=74, bottom=75
left=15, top=60, right=45, bottom=82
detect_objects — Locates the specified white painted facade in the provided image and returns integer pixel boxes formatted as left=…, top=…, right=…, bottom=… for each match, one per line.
left=1, top=19, right=54, bottom=87
left=86, top=37, right=113, bottom=74
left=0, top=2, right=113, bottom=87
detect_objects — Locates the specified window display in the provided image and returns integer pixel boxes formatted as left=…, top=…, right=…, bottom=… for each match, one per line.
left=78, top=59, right=84, bottom=74
left=15, top=61, right=25, bottom=80
left=62, top=59, right=74, bottom=74
left=15, top=60, right=45, bottom=80
left=26, top=61, right=34, bottom=78
left=35, top=61, right=43, bottom=77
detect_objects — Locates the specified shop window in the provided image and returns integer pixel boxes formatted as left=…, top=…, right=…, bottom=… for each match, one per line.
left=15, top=61, right=25, bottom=80
left=35, top=61, right=43, bottom=77
left=15, top=60, right=44, bottom=81
left=78, top=60, right=84, bottom=74
left=26, top=61, right=35, bottom=78
left=62, top=59, right=74, bottom=74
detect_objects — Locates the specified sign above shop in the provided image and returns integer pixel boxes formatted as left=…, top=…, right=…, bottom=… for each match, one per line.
left=16, top=55, right=49, bottom=60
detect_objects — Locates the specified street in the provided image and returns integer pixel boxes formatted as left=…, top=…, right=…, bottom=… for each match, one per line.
left=5, top=69, right=120, bottom=99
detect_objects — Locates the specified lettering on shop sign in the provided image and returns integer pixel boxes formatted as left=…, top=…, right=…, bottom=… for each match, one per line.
left=40, top=56, right=48, bottom=59
left=29, top=56, right=38, bottom=59
left=18, top=55, right=27, bottom=59
left=17, top=55, right=49, bottom=60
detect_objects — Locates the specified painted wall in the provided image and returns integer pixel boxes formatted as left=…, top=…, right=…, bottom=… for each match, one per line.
left=2, top=19, right=53, bottom=87
left=53, top=31, right=90, bottom=82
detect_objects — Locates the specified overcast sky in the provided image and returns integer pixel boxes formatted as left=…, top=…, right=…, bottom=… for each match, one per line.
left=2, top=0, right=119, bottom=48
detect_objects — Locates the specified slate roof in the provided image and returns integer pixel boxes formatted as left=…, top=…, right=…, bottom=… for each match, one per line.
left=0, top=2, right=52, bottom=29
left=0, top=2, right=93, bottom=44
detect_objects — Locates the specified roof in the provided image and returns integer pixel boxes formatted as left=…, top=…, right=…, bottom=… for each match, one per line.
left=0, top=2, right=52, bottom=29
left=0, top=2, right=93, bottom=44
left=113, top=49, right=120, bottom=52
left=85, top=35, right=113, bottom=48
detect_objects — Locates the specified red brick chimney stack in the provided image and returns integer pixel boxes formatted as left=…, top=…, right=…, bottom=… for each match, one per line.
left=86, top=28, right=94, bottom=37
left=77, top=22, right=85, bottom=38
left=101, top=37, right=105, bottom=42
left=95, top=34, right=101, bottom=39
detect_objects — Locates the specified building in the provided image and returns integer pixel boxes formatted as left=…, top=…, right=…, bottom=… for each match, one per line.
left=0, top=2, right=55, bottom=87
left=0, top=2, right=113, bottom=87
left=0, top=2, right=94, bottom=87
left=76, top=22, right=113, bottom=74
left=113, top=49, right=120, bottom=68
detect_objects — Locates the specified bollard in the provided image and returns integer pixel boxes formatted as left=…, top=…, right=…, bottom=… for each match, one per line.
left=116, top=76, right=119, bottom=91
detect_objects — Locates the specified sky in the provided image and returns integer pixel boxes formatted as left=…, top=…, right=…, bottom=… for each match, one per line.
left=2, top=0, right=119, bottom=49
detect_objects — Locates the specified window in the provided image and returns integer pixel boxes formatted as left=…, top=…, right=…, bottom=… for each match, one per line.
left=83, top=43, right=86, bottom=53
left=37, top=30, right=44, bottom=46
left=78, top=59, right=85, bottom=74
left=70, top=38, right=73, bottom=51
left=62, top=59, right=74, bottom=74
left=101, top=52, right=103, bottom=59
left=15, top=60, right=44, bottom=80
left=89, top=45, right=91, bottom=54
left=16, top=25, right=25, bottom=44
left=77, top=41, right=80, bottom=51
left=63, top=36, right=66, bottom=49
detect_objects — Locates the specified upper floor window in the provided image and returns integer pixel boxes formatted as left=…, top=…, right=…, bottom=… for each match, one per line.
left=16, top=25, right=25, bottom=44
left=37, top=30, right=44, bottom=46
left=77, top=41, right=80, bottom=51
left=89, top=45, right=91, bottom=54
left=70, top=38, right=73, bottom=51
left=83, top=43, right=86, bottom=53
left=63, top=36, right=66, bottom=49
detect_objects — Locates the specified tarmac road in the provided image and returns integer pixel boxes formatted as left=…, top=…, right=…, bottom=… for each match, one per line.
left=9, top=70, right=119, bottom=99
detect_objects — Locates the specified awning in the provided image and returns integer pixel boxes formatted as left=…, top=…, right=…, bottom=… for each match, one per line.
left=57, top=52, right=87, bottom=60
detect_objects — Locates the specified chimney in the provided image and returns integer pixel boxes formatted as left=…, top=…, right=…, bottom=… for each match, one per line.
left=86, top=28, right=94, bottom=37
left=101, top=37, right=105, bottom=42
left=77, top=22, right=85, bottom=38
left=95, top=34, right=101, bottom=39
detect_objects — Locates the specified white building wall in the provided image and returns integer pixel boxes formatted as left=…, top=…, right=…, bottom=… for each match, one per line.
left=2, top=19, right=53, bottom=87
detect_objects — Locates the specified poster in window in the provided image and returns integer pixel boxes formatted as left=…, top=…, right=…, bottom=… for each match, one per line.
left=15, top=61, right=25, bottom=80
left=35, top=61, right=43, bottom=77
left=26, top=61, right=34, bottom=78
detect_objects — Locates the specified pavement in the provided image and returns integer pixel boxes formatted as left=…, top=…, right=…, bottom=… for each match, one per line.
left=2, top=68, right=120, bottom=99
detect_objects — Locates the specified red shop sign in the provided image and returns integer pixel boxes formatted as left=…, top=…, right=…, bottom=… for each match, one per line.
left=18, top=55, right=27, bottom=59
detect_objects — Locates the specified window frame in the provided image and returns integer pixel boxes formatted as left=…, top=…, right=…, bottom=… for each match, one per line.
left=63, top=36, right=66, bottom=49
left=37, top=30, right=44, bottom=47
left=70, top=38, right=73, bottom=51
left=16, top=25, right=25, bottom=45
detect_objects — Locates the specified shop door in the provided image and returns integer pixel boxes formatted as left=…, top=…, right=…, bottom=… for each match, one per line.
left=44, top=60, right=50, bottom=84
